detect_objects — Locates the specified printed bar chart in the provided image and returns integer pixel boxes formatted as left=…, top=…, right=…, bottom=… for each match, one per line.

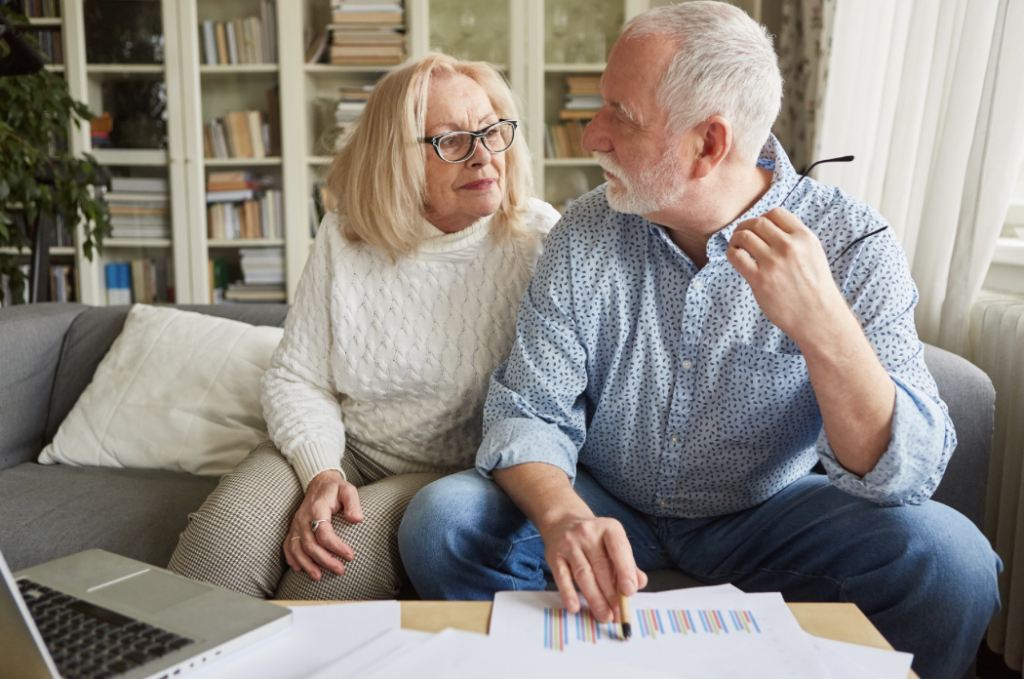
left=544, top=608, right=762, bottom=649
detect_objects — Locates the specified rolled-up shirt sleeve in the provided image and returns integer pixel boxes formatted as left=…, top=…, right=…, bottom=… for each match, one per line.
left=476, top=224, right=589, bottom=482
left=817, top=223, right=957, bottom=505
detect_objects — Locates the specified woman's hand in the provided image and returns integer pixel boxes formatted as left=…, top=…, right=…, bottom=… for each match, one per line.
left=284, top=470, right=364, bottom=581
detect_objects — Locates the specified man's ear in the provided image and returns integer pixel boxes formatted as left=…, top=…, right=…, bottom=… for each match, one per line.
left=691, top=116, right=732, bottom=180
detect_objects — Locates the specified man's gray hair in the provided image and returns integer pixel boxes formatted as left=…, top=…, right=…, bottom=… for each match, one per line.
left=622, top=1, right=782, bottom=162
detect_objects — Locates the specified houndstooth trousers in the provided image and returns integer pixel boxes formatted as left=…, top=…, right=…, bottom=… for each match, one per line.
left=168, top=441, right=444, bottom=600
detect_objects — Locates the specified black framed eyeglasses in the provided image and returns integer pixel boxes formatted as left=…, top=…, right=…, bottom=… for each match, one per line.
left=420, top=119, right=518, bottom=163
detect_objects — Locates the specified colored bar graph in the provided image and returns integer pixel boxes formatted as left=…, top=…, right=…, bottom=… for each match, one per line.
left=543, top=607, right=763, bottom=650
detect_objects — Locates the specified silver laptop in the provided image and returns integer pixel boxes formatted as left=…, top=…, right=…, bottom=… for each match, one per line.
left=1, top=548, right=291, bottom=679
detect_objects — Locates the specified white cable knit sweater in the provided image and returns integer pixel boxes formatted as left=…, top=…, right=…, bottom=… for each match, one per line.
left=261, top=198, right=560, bottom=490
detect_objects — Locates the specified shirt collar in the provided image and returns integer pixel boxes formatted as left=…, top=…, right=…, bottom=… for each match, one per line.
left=645, top=133, right=800, bottom=262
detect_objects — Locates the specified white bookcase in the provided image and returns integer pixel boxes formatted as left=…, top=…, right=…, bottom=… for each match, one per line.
left=43, top=0, right=759, bottom=306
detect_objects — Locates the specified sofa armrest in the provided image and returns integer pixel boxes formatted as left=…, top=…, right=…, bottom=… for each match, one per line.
left=924, top=343, right=994, bottom=531
left=0, top=303, right=88, bottom=472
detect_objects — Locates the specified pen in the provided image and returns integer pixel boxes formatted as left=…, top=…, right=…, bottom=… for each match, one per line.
left=619, top=591, right=631, bottom=640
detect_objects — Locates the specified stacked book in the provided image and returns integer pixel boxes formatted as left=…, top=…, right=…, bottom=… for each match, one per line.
left=226, top=248, right=286, bottom=302
left=206, top=172, right=282, bottom=241
left=545, top=76, right=602, bottom=159
left=331, top=85, right=373, bottom=151
left=328, top=1, right=405, bottom=66
left=104, top=177, right=171, bottom=240
left=204, top=94, right=279, bottom=158
left=200, top=2, right=278, bottom=65
left=104, top=259, right=173, bottom=305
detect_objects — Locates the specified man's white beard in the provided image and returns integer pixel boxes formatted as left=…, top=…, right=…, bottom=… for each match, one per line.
left=596, top=150, right=685, bottom=215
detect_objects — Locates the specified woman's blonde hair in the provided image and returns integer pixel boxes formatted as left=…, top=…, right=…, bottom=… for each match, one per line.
left=325, top=52, right=534, bottom=259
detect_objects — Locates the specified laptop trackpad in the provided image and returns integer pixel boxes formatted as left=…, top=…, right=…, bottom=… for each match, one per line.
left=90, top=570, right=212, bottom=615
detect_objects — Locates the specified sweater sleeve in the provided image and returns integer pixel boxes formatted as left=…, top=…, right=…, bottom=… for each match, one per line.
left=261, top=216, right=347, bottom=491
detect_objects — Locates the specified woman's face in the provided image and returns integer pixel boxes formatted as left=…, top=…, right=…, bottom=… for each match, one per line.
left=422, top=74, right=506, bottom=233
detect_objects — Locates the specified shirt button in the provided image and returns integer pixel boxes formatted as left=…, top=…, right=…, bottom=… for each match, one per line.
left=669, top=434, right=680, bottom=444
left=659, top=499, right=667, bottom=508
left=682, top=359, right=693, bottom=370
left=692, top=279, right=703, bottom=291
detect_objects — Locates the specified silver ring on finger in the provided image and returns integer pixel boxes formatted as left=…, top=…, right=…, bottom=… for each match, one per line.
left=311, top=519, right=329, bottom=533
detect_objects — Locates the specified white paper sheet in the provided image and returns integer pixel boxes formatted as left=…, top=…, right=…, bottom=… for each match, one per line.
left=187, top=601, right=400, bottom=679
left=807, top=633, right=913, bottom=679
left=358, top=628, right=675, bottom=679
left=305, top=628, right=433, bottom=679
left=491, top=590, right=832, bottom=679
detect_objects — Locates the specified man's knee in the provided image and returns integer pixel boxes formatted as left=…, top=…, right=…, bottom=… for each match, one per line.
left=398, top=469, right=505, bottom=563
left=865, top=503, right=1000, bottom=619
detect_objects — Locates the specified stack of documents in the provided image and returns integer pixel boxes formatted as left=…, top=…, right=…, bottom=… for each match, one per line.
left=186, top=586, right=913, bottom=678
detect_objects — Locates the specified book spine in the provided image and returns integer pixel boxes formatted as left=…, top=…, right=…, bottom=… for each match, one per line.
left=215, top=22, right=229, bottom=65
left=202, top=21, right=217, bottom=65
left=226, top=21, right=238, bottom=65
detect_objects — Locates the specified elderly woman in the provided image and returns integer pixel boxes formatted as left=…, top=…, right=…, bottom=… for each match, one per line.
left=168, top=52, right=559, bottom=601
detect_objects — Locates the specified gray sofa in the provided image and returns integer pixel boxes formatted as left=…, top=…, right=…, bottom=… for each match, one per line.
left=0, top=302, right=996, bottom=592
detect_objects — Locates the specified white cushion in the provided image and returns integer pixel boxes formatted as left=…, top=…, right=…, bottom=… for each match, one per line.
left=39, top=304, right=284, bottom=476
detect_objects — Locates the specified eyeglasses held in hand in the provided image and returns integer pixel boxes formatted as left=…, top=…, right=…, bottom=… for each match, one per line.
left=774, top=154, right=887, bottom=264
left=420, top=120, right=518, bottom=163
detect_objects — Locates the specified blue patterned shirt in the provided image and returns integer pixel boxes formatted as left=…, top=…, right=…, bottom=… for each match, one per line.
left=476, top=135, right=955, bottom=518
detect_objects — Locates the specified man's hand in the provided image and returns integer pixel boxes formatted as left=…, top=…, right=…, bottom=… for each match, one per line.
left=726, top=206, right=896, bottom=477
left=726, top=207, right=848, bottom=347
left=493, top=463, right=647, bottom=624
left=284, top=470, right=363, bottom=581
left=539, top=515, right=648, bottom=623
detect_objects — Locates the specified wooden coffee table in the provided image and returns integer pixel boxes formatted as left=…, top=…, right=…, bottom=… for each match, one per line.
left=278, top=600, right=918, bottom=679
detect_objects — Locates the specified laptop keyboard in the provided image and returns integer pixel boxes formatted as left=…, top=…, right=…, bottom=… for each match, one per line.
left=18, top=578, right=195, bottom=679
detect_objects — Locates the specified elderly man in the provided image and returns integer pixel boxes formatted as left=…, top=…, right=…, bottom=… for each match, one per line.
left=398, top=3, right=999, bottom=677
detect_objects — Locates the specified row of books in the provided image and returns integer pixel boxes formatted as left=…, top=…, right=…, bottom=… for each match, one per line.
left=203, top=93, right=280, bottom=159
left=545, top=120, right=592, bottom=159
left=328, top=1, right=405, bottom=65
left=19, top=0, right=59, bottom=18
left=104, top=259, right=174, bottom=305
left=104, top=177, right=171, bottom=240
left=0, top=263, right=74, bottom=305
left=199, top=2, right=278, bottom=66
left=27, top=28, right=62, bottom=64
left=207, top=192, right=283, bottom=241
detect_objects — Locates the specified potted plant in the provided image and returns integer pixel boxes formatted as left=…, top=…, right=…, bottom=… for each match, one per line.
left=0, top=4, right=110, bottom=304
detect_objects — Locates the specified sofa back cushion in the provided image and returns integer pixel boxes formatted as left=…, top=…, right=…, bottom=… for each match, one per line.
left=40, top=304, right=286, bottom=475
left=0, top=304, right=89, bottom=472
left=45, top=304, right=290, bottom=445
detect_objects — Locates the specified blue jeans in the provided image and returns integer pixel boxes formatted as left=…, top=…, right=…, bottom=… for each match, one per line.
left=398, top=467, right=1000, bottom=679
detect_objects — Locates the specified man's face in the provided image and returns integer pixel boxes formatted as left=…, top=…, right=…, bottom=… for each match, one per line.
left=582, top=35, right=687, bottom=216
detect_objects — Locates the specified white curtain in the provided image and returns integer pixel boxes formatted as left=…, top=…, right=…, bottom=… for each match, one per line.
left=813, top=0, right=1024, bottom=355
left=814, top=0, right=1024, bottom=669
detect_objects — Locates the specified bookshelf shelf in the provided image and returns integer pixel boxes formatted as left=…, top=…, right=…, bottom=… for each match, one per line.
left=303, top=64, right=394, bottom=74
left=27, top=17, right=63, bottom=26
left=544, top=63, right=606, bottom=73
left=86, top=64, right=166, bottom=75
left=545, top=158, right=600, bottom=166
left=308, top=156, right=334, bottom=166
left=103, top=239, right=173, bottom=249
left=44, top=64, right=65, bottom=72
left=208, top=239, right=285, bottom=248
left=200, top=64, right=279, bottom=75
left=204, top=157, right=283, bottom=167
left=90, top=149, right=168, bottom=166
